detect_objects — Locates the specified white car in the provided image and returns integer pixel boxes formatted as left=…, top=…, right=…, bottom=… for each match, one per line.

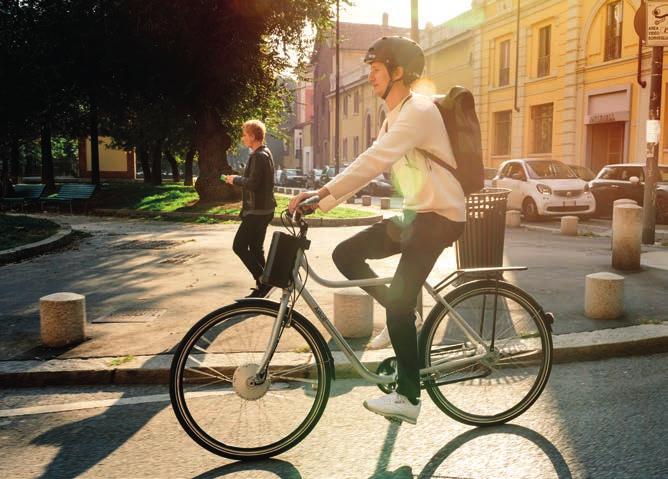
left=493, top=159, right=596, bottom=221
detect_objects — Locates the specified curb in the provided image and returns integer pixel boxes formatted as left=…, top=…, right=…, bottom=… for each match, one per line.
left=1, top=324, right=666, bottom=388
left=0, top=224, right=75, bottom=266
left=92, top=208, right=383, bottom=228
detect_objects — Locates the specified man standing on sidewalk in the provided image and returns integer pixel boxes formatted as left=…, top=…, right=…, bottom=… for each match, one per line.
left=224, top=120, right=276, bottom=298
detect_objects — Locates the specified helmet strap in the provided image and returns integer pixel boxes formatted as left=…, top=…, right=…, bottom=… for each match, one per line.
left=381, top=63, right=399, bottom=100
left=381, top=79, right=395, bottom=100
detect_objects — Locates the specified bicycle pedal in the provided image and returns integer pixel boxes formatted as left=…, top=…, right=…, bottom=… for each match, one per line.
left=384, top=416, right=403, bottom=425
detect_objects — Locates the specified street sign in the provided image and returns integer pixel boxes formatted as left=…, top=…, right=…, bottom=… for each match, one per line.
left=646, top=1, right=668, bottom=46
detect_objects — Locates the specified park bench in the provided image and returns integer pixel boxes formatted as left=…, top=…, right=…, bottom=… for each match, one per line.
left=1, top=184, right=46, bottom=212
left=41, top=183, right=98, bottom=214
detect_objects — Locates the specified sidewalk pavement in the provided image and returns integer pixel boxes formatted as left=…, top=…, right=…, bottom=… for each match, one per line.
left=0, top=213, right=666, bottom=387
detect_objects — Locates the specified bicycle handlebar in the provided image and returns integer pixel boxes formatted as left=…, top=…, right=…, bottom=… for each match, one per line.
left=291, top=195, right=320, bottom=223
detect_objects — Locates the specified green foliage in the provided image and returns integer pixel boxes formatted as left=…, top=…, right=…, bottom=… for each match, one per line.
left=0, top=214, right=60, bottom=250
left=89, top=182, right=370, bottom=219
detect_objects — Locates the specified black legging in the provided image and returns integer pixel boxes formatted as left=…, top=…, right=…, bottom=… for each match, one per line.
left=232, top=213, right=274, bottom=282
left=332, top=211, right=464, bottom=401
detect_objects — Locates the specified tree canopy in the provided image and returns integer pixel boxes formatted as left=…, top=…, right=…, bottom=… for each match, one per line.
left=0, top=0, right=334, bottom=198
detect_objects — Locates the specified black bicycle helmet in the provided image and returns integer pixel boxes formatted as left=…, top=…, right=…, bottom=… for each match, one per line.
left=364, top=36, right=425, bottom=93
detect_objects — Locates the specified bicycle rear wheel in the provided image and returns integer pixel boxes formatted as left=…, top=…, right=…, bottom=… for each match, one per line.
left=420, top=280, right=552, bottom=426
left=170, top=300, right=332, bottom=460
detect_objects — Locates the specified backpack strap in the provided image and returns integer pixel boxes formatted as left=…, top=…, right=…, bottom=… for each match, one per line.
left=416, top=148, right=456, bottom=176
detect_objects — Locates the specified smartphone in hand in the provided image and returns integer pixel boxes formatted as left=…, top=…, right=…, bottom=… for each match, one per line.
left=220, top=174, right=227, bottom=182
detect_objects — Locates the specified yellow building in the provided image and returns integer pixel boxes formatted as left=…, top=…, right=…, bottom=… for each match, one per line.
left=78, top=137, right=135, bottom=179
left=476, top=0, right=668, bottom=171
left=315, top=0, right=667, bottom=175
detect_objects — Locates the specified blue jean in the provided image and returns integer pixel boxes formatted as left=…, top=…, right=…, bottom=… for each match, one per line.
left=332, top=211, right=464, bottom=401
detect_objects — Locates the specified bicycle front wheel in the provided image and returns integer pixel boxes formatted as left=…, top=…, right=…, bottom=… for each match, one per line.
left=420, top=280, right=552, bottom=426
left=170, top=300, right=332, bottom=460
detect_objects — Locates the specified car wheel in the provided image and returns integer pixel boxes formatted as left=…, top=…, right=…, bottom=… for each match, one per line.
left=522, top=197, right=540, bottom=222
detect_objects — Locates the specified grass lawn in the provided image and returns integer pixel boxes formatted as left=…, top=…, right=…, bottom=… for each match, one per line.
left=89, top=182, right=373, bottom=220
left=0, top=214, right=60, bottom=250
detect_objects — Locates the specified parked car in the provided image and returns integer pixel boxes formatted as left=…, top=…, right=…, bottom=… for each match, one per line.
left=493, top=159, right=596, bottom=221
left=305, top=169, right=323, bottom=189
left=484, top=167, right=497, bottom=188
left=279, top=168, right=306, bottom=187
left=358, top=172, right=395, bottom=197
left=588, top=163, right=668, bottom=223
left=319, top=165, right=347, bottom=185
left=567, top=164, right=596, bottom=181
left=274, top=168, right=283, bottom=185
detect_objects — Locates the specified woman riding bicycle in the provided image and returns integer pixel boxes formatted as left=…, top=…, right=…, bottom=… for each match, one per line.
left=289, top=36, right=466, bottom=425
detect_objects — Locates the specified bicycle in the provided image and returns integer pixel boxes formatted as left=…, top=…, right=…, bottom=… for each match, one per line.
left=169, top=198, right=554, bottom=460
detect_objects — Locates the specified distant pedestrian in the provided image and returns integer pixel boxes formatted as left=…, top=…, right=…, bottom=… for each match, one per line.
left=224, top=120, right=276, bottom=297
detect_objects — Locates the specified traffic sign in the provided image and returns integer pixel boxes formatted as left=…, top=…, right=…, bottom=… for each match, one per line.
left=647, top=1, right=668, bottom=46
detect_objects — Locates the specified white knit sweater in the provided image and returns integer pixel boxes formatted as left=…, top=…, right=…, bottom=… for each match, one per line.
left=319, top=92, right=466, bottom=222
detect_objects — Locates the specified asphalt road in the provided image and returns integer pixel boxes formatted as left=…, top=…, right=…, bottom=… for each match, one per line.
left=0, top=354, right=666, bottom=479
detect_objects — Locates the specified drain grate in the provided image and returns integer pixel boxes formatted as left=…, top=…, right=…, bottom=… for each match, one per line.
left=92, top=309, right=167, bottom=323
left=159, top=253, right=200, bottom=264
left=113, top=239, right=193, bottom=250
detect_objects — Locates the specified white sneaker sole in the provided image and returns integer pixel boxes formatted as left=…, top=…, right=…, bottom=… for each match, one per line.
left=363, top=402, right=418, bottom=425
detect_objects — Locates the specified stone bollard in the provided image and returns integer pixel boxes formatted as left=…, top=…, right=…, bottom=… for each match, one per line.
left=610, top=199, right=638, bottom=247
left=362, top=195, right=372, bottom=207
left=333, top=288, right=373, bottom=338
left=346, top=195, right=356, bottom=204
left=506, top=210, right=521, bottom=228
left=560, top=216, right=579, bottom=236
left=380, top=197, right=391, bottom=210
left=612, top=204, right=642, bottom=271
left=40, top=292, right=86, bottom=347
left=584, top=272, right=624, bottom=319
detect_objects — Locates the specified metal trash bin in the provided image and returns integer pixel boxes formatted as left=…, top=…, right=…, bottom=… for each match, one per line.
left=455, top=188, right=511, bottom=276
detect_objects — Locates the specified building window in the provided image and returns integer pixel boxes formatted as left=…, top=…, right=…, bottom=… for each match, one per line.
left=499, top=39, right=510, bottom=86
left=604, top=1, right=623, bottom=61
left=353, top=136, right=359, bottom=157
left=343, top=95, right=348, bottom=116
left=537, top=25, right=551, bottom=77
left=354, top=91, right=359, bottom=114
left=342, top=138, right=348, bottom=162
left=365, top=114, right=372, bottom=147
left=531, top=103, right=553, bottom=153
left=493, top=111, right=512, bottom=156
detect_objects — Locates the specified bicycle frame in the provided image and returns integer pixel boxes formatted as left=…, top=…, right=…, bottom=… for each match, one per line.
left=255, top=240, right=528, bottom=386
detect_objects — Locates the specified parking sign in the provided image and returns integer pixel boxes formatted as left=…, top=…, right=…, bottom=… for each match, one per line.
left=647, top=1, right=668, bottom=46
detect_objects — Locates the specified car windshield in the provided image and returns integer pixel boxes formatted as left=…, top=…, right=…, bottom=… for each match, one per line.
left=659, top=167, right=668, bottom=182
left=568, top=165, right=595, bottom=181
left=526, top=161, right=577, bottom=179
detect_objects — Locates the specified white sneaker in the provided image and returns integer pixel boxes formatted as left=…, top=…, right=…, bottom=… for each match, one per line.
left=363, top=392, right=421, bottom=424
left=368, top=311, right=423, bottom=350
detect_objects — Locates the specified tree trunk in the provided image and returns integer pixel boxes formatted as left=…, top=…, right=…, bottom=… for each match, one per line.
left=40, top=123, right=56, bottom=192
left=90, top=101, right=100, bottom=185
left=150, top=141, right=163, bottom=186
left=193, top=108, right=237, bottom=202
left=165, top=150, right=180, bottom=182
left=1, top=149, right=9, bottom=197
left=184, top=146, right=195, bottom=186
left=10, top=137, right=20, bottom=182
left=137, top=145, right=151, bottom=183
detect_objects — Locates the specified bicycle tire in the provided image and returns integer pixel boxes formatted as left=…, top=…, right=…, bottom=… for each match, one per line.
left=170, top=299, right=333, bottom=460
left=420, top=280, right=553, bottom=427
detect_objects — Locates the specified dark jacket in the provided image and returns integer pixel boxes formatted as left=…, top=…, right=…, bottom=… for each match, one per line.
left=233, top=144, right=276, bottom=215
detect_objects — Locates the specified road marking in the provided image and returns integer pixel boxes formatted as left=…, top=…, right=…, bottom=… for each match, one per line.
left=0, top=390, right=233, bottom=418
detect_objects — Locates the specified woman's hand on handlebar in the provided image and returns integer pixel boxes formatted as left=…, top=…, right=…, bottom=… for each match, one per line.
left=288, top=190, right=319, bottom=214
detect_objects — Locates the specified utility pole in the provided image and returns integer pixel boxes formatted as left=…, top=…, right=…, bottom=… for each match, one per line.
left=642, top=45, right=663, bottom=244
left=334, top=0, right=340, bottom=175
left=411, top=0, right=419, bottom=43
